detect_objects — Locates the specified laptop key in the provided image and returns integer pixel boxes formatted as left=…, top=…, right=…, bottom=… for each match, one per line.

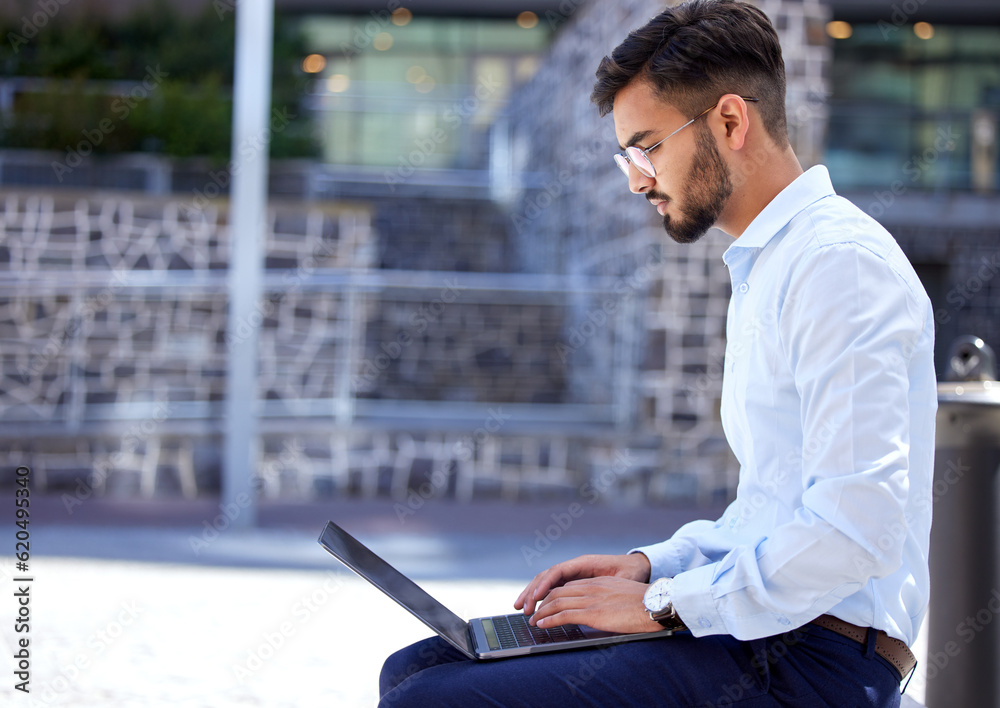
left=489, top=613, right=590, bottom=648
left=491, top=616, right=522, bottom=649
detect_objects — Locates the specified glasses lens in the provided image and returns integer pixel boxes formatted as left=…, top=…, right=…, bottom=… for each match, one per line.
left=613, top=154, right=631, bottom=176
left=625, top=146, right=655, bottom=178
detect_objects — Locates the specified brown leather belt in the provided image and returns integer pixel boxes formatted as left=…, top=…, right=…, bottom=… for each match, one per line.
left=810, top=615, right=917, bottom=681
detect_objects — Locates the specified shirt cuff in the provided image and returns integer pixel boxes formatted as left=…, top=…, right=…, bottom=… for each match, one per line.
left=628, top=540, right=686, bottom=581
left=668, top=563, right=725, bottom=637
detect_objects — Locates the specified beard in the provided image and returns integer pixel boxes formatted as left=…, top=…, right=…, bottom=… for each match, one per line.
left=654, top=125, right=734, bottom=245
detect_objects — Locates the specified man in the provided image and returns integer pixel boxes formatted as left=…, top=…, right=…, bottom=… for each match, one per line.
left=379, top=1, right=936, bottom=705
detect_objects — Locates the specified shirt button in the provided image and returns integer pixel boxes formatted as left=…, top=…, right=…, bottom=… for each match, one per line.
left=738, top=282, right=749, bottom=294
left=778, top=617, right=791, bottom=626
left=698, top=618, right=712, bottom=629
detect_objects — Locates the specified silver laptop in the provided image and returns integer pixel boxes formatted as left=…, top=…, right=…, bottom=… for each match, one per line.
left=317, top=520, right=674, bottom=660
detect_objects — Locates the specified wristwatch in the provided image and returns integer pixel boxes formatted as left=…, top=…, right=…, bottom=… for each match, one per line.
left=643, top=577, right=685, bottom=629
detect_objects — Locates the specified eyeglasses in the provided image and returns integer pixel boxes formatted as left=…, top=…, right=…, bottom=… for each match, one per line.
left=613, top=96, right=759, bottom=179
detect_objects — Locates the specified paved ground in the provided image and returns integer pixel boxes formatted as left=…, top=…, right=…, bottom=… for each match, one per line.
left=0, top=495, right=927, bottom=707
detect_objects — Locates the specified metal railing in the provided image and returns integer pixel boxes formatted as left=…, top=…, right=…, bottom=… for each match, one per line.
left=0, top=267, right=638, bottom=436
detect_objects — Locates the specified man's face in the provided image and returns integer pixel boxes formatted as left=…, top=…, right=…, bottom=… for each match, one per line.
left=612, top=79, right=733, bottom=244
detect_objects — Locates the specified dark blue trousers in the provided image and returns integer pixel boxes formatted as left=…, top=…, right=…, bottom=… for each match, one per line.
left=379, top=625, right=903, bottom=707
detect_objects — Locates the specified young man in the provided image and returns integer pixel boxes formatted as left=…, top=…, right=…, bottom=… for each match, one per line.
left=378, top=1, right=935, bottom=705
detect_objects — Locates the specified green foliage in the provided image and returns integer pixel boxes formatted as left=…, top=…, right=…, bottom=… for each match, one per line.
left=130, top=76, right=233, bottom=160
left=0, top=0, right=317, bottom=159
left=2, top=78, right=130, bottom=152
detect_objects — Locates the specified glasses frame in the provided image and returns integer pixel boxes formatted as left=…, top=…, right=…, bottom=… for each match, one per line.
left=614, top=96, right=759, bottom=179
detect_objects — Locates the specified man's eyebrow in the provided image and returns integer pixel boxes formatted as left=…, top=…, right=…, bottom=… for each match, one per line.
left=619, top=130, right=655, bottom=152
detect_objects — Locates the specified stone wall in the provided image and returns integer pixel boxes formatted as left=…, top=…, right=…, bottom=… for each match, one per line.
left=358, top=298, right=570, bottom=403
left=0, top=194, right=368, bottom=416
left=372, top=196, right=515, bottom=272
left=0, top=190, right=623, bottom=502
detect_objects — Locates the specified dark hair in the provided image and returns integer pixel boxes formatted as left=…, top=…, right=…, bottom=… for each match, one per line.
left=591, top=0, right=788, bottom=147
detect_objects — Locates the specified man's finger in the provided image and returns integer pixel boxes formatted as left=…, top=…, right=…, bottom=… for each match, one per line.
left=515, top=566, right=567, bottom=612
left=514, top=567, right=550, bottom=610
left=515, top=582, right=541, bottom=613
left=531, top=581, right=591, bottom=617
left=530, top=592, right=584, bottom=625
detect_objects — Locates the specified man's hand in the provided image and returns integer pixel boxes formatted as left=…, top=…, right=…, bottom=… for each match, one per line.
left=529, top=576, right=665, bottom=634
left=514, top=553, right=651, bottom=615
left=514, top=553, right=652, bottom=622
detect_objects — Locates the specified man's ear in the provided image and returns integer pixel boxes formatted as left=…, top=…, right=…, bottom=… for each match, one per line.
left=715, top=94, right=751, bottom=151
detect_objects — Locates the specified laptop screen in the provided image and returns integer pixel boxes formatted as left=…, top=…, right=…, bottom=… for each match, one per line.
left=318, top=521, right=474, bottom=654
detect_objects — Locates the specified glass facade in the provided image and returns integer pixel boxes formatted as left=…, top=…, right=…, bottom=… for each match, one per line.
left=298, top=15, right=551, bottom=169
left=825, top=23, right=1000, bottom=192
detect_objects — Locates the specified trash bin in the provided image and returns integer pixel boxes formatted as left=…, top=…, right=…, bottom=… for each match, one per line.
left=926, top=337, right=1000, bottom=708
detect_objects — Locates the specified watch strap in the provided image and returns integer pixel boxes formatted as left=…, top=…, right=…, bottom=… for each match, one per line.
left=648, top=609, right=687, bottom=631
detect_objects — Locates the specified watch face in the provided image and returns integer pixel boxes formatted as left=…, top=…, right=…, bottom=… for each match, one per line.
left=643, top=577, right=673, bottom=613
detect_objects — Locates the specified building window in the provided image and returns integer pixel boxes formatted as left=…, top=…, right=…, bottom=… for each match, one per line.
left=825, top=23, right=1000, bottom=192
left=298, top=15, right=551, bottom=169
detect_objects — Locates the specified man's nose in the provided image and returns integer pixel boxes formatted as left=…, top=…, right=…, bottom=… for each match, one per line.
left=627, top=164, right=654, bottom=194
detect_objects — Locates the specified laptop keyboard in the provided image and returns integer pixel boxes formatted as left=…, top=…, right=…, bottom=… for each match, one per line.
left=488, top=613, right=587, bottom=650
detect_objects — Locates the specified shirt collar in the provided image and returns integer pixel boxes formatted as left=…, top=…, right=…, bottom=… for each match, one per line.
left=723, top=165, right=836, bottom=260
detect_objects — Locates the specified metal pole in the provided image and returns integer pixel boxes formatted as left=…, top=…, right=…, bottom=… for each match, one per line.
left=223, top=0, right=274, bottom=529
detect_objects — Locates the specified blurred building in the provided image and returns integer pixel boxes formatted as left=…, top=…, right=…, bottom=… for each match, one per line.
left=825, top=1, right=1000, bottom=374
left=0, top=0, right=997, bottom=506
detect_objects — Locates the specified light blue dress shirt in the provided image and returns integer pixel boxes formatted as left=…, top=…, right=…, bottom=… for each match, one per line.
left=635, top=166, right=937, bottom=646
